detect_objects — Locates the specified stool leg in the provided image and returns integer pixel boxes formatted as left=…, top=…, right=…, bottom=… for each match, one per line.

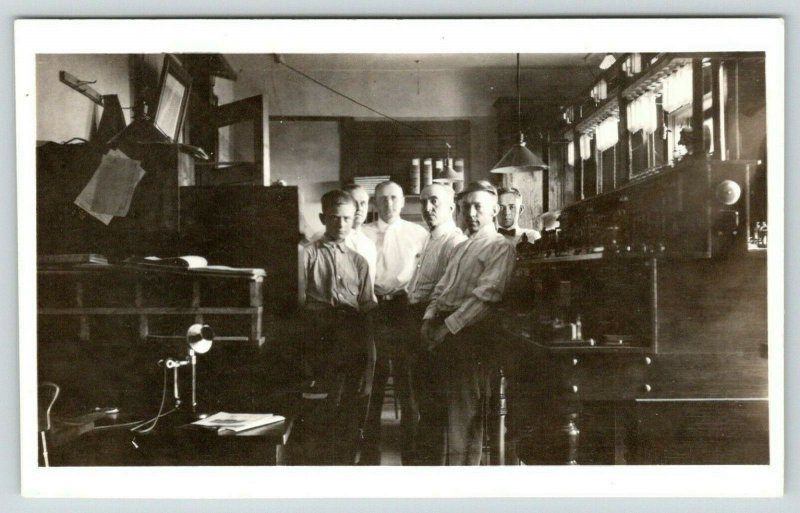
left=389, top=359, right=399, bottom=420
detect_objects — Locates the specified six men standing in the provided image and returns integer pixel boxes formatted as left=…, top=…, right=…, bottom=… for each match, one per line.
left=301, top=177, right=534, bottom=465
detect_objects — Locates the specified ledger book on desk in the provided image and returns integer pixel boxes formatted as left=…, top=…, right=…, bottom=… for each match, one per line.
left=192, top=412, right=285, bottom=434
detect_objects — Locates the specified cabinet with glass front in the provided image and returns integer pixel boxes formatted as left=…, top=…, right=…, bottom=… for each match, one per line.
left=551, top=53, right=765, bottom=205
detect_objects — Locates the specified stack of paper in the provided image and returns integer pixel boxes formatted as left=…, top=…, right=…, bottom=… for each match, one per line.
left=192, top=412, right=285, bottom=434
left=74, top=149, right=146, bottom=225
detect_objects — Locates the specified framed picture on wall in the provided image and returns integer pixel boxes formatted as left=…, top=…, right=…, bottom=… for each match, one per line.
left=152, top=54, right=192, bottom=142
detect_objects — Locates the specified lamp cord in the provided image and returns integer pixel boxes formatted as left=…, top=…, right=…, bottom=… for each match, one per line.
left=90, top=364, right=174, bottom=433
left=131, top=364, right=170, bottom=434
left=276, top=57, right=453, bottom=149
left=517, top=53, right=522, bottom=137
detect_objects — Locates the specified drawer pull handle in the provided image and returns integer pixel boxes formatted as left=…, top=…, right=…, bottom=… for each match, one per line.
left=644, top=357, right=652, bottom=365
left=643, top=384, right=652, bottom=393
left=571, top=385, right=579, bottom=394
left=572, top=358, right=579, bottom=366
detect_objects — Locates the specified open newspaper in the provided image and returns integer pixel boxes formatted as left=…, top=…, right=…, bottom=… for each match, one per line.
left=191, top=412, right=285, bottom=434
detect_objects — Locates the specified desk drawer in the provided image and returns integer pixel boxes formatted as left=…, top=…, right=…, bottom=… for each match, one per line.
left=554, top=354, right=655, bottom=400
left=644, top=353, right=767, bottom=399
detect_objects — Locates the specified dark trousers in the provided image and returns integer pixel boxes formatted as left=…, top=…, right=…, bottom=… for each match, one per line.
left=409, top=303, right=447, bottom=465
left=300, top=310, right=370, bottom=465
left=438, top=321, right=496, bottom=466
left=361, top=297, right=418, bottom=465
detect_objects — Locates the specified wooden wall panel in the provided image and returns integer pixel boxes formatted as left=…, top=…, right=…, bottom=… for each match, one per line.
left=341, top=119, right=471, bottom=192
left=632, top=400, right=769, bottom=464
left=657, top=257, right=767, bottom=356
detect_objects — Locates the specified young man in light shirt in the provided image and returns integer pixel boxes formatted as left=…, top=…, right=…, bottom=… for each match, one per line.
left=300, top=189, right=377, bottom=464
left=497, top=186, right=541, bottom=245
left=360, top=180, right=428, bottom=465
left=421, top=181, right=516, bottom=465
left=309, top=184, right=377, bottom=286
left=406, top=183, right=467, bottom=465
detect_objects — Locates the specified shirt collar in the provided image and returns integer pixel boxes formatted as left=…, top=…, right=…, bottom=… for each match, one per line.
left=377, top=217, right=400, bottom=232
left=319, top=235, right=347, bottom=252
left=430, top=219, right=459, bottom=240
left=468, top=223, right=498, bottom=240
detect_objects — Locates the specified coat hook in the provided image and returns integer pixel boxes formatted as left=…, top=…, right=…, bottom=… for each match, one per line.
left=59, top=70, right=104, bottom=106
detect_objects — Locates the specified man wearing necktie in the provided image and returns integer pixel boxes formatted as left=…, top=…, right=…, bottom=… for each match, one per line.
left=361, top=181, right=428, bottom=464
left=422, top=181, right=516, bottom=465
left=497, top=187, right=541, bottom=245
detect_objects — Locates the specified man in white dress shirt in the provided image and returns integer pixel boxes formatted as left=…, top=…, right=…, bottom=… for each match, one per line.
left=361, top=180, right=427, bottom=465
left=497, top=187, right=541, bottom=245
left=407, top=183, right=467, bottom=464
left=422, top=181, right=516, bottom=465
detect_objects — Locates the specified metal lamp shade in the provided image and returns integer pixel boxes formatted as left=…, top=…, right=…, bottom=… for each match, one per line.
left=491, top=139, right=548, bottom=174
left=433, top=163, right=464, bottom=183
left=187, top=323, right=214, bottom=354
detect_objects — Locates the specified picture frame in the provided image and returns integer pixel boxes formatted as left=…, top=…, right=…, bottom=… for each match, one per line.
left=152, top=53, right=192, bottom=142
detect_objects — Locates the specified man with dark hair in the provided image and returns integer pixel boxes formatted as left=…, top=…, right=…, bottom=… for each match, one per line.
left=300, top=189, right=377, bottom=464
left=421, top=181, right=516, bottom=465
left=497, top=187, right=541, bottom=244
left=361, top=180, right=427, bottom=465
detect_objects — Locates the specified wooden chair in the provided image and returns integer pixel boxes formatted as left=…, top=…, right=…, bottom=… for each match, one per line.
left=38, top=382, right=60, bottom=467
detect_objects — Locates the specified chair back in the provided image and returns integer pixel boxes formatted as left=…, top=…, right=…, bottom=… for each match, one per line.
left=38, top=382, right=60, bottom=432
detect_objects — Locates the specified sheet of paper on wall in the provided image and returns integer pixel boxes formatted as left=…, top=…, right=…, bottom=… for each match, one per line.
left=74, top=149, right=146, bottom=224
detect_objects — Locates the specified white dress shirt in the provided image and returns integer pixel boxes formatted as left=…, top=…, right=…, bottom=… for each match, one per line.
left=362, top=217, right=428, bottom=296
left=310, top=227, right=377, bottom=286
left=424, top=224, right=516, bottom=335
left=407, top=220, right=467, bottom=305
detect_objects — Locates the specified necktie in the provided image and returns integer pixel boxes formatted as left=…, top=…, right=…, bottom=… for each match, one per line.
left=499, top=227, right=516, bottom=237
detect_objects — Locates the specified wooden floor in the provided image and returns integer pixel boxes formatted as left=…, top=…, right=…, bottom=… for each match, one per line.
left=377, top=384, right=403, bottom=466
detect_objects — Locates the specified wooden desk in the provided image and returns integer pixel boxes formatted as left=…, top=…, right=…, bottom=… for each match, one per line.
left=45, top=410, right=294, bottom=466
left=500, top=253, right=769, bottom=465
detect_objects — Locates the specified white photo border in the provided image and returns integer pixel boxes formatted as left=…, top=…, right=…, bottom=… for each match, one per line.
left=15, top=18, right=785, bottom=498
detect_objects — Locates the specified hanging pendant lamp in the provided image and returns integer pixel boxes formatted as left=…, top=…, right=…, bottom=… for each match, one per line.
left=433, top=144, right=464, bottom=183
left=491, top=54, right=548, bottom=174
left=432, top=161, right=462, bottom=183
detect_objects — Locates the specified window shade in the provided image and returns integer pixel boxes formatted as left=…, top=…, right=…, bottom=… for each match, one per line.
left=661, top=65, right=693, bottom=113
left=627, top=91, right=658, bottom=134
left=567, top=141, right=575, bottom=167
left=595, top=116, right=620, bottom=152
left=579, top=133, right=593, bottom=160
